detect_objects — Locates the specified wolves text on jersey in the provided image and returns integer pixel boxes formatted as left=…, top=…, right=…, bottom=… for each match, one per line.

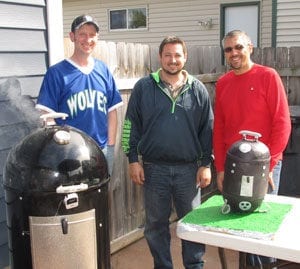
left=67, top=89, right=107, bottom=117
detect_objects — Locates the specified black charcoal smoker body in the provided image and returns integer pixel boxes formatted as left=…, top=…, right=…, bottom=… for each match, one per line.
left=3, top=113, right=111, bottom=269
left=222, top=130, right=270, bottom=214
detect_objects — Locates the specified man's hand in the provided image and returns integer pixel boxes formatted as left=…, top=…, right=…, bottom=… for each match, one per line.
left=268, top=171, right=275, bottom=191
left=217, top=171, right=224, bottom=192
left=197, top=166, right=211, bottom=188
left=129, top=162, right=145, bottom=185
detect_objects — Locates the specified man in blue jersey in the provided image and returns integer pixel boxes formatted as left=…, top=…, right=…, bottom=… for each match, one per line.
left=36, top=15, right=123, bottom=175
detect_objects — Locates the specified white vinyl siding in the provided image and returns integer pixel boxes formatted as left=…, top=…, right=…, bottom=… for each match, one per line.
left=259, top=0, right=272, bottom=47
left=0, top=53, right=47, bottom=77
left=0, top=2, right=46, bottom=29
left=63, top=0, right=273, bottom=48
left=3, top=0, right=44, bottom=4
left=0, top=29, right=47, bottom=51
left=277, top=0, right=300, bottom=47
left=0, top=1, right=47, bottom=97
left=0, top=1, right=48, bottom=266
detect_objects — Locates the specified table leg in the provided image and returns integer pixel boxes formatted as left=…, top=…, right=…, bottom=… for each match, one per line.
left=239, top=252, right=247, bottom=269
left=238, top=253, right=296, bottom=268
left=218, top=247, right=228, bottom=269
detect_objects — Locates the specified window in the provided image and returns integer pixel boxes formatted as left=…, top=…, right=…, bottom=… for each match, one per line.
left=109, top=7, right=147, bottom=30
left=220, top=2, right=260, bottom=47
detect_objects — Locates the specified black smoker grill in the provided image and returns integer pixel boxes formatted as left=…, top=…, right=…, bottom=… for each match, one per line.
left=3, top=113, right=110, bottom=269
left=222, top=130, right=270, bottom=214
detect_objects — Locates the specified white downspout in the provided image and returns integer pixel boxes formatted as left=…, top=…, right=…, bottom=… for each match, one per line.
left=46, top=0, right=64, bottom=66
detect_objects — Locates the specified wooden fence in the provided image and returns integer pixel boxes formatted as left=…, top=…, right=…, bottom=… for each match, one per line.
left=64, top=39, right=300, bottom=252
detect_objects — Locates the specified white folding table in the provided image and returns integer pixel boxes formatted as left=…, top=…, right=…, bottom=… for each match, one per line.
left=177, top=194, right=300, bottom=268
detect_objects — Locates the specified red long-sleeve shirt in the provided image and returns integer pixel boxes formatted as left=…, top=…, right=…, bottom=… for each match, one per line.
left=213, top=64, right=291, bottom=172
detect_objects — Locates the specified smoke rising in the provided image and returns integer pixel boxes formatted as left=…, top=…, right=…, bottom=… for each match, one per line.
left=0, top=77, right=40, bottom=128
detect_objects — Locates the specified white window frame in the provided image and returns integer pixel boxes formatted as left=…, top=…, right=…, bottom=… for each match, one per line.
left=108, top=7, right=148, bottom=31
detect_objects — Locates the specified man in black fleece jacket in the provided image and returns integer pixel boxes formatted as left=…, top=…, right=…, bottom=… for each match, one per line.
left=122, top=36, right=214, bottom=269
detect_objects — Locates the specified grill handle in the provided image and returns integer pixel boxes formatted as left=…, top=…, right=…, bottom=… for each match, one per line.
left=239, top=130, right=262, bottom=142
left=56, top=183, right=88, bottom=194
left=40, top=112, right=69, bottom=127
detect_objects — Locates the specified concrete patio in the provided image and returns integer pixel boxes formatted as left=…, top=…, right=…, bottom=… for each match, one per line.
left=111, top=222, right=239, bottom=269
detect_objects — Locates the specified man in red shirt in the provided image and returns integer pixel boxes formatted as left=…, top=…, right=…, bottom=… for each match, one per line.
left=213, top=30, right=291, bottom=268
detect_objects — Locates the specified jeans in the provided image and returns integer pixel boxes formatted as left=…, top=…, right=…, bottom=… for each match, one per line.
left=246, top=161, right=282, bottom=268
left=102, top=145, right=115, bottom=176
left=143, top=162, right=205, bottom=269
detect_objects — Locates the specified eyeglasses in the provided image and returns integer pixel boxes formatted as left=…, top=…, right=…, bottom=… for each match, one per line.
left=224, top=44, right=245, bottom=53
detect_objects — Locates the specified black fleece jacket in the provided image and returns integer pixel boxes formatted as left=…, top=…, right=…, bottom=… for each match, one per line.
left=122, top=69, right=214, bottom=166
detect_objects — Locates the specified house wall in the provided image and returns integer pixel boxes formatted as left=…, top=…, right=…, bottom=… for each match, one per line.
left=0, top=0, right=48, bottom=267
left=277, top=0, right=300, bottom=47
left=63, top=0, right=273, bottom=48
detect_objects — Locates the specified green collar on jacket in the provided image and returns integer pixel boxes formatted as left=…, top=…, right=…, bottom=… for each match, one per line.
left=151, top=68, right=194, bottom=85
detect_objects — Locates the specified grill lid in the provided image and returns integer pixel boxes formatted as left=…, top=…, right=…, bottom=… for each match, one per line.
left=226, top=130, right=270, bottom=162
left=3, top=124, right=108, bottom=192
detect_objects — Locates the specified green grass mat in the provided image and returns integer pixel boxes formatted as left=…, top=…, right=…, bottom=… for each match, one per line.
left=181, top=195, right=292, bottom=239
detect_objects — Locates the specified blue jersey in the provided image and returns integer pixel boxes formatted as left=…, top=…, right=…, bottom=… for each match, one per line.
left=36, top=58, right=123, bottom=148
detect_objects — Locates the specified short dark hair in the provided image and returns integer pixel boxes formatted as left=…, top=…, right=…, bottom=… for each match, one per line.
left=159, top=36, right=187, bottom=56
left=222, top=30, right=252, bottom=48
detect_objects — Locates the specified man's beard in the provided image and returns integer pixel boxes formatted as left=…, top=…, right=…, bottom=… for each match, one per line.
left=162, top=66, right=183, bottom=76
